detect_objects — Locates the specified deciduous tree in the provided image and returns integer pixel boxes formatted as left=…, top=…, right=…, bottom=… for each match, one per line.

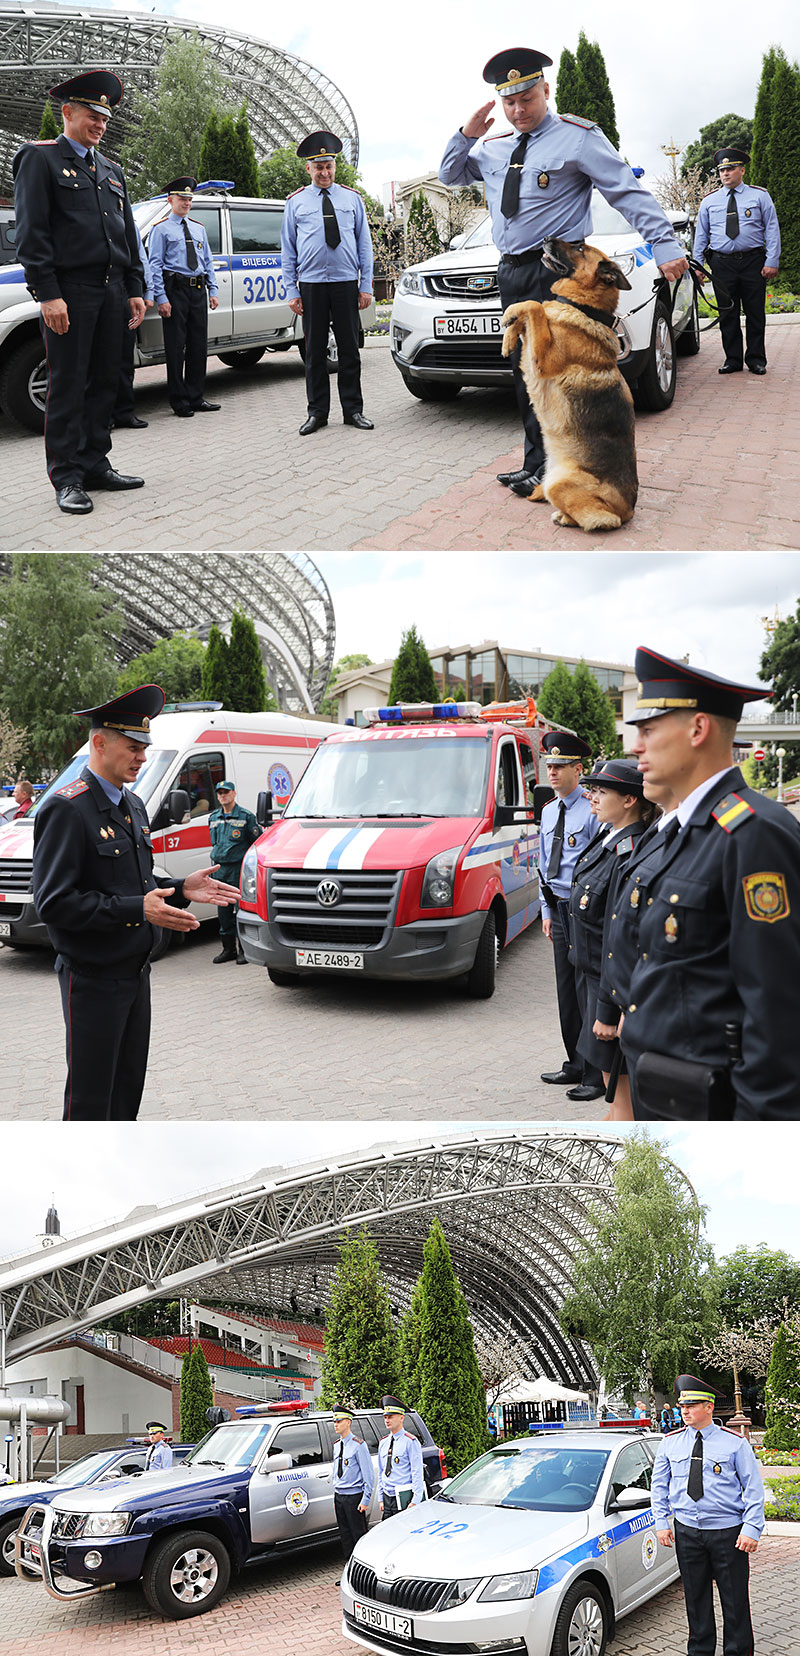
left=117, top=632, right=207, bottom=703
left=121, top=37, right=232, bottom=199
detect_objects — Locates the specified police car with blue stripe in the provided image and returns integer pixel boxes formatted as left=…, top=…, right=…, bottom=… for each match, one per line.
left=341, top=1427, right=680, bottom=1656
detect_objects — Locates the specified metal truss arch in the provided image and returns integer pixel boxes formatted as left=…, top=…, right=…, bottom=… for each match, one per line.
left=0, top=1133, right=699, bottom=1391
left=0, top=2, right=359, bottom=197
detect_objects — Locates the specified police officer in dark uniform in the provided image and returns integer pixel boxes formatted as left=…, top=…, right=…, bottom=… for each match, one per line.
left=652, top=1376, right=764, bottom=1656
left=693, top=147, right=780, bottom=375
left=13, top=71, right=146, bottom=514
left=208, top=780, right=261, bottom=963
left=440, top=48, right=688, bottom=495
left=32, top=685, right=240, bottom=1121
left=621, top=647, right=800, bottom=1120
left=538, top=731, right=604, bottom=1101
left=147, top=176, right=221, bottom=417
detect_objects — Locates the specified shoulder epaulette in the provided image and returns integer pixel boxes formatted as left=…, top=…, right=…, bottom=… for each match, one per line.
left=615, top=835, right=635, bottom=855
left=721, top=1425, right=747, bottom=1436
left=56, top=779, right=89, bottom=799
left=30, top=139, right=59, bottom=146
left=484, top=130, right=515, bottom=142
left=712, top=793, right=755, bottom=833
left=287, top=186, right=305, bottom=198
left=339, top=183, right=361, bottom=194
left=559, top=114, right=595, bottom=130
left=750, top=184, right=770, bottom=192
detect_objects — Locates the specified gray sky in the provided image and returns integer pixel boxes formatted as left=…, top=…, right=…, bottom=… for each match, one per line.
left=2, top=1123, right=797, bottom=1270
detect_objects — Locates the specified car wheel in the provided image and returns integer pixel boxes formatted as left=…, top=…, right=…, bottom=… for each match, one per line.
left=216, top=347, right=266, bottom=369
left=0, top=1517, right=21, bottom=1576
left=676, top=291, right=700, bottom=356
left=141, top=1529, right=231, bottom=1619
left=550, top=1580, right=608, bottom=1656
left=0, top=335, right=47, bottom=433
left=267, top=967, right=302, bottom=986
left=464, top=910, right=497, bottom=999
left=633, top=300, right=676, bottom=412
left=402, top=377, right=461, bottom=402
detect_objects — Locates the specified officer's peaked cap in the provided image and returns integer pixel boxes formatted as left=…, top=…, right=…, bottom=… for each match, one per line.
left=715, top=147, right=749, bottom=166
left=483, top=49, right=553, bottom=96
left=332, top=1403, right=355, bottom=1419
left=146, top=1420, right=168, bottom=1433
left=297, top=131, right=343, bottom=161
left=382, top=1395, right=406, bottom=1413
left=74, top=684, right=165, bottom=745
left=676, top=1375, right=716, bottom=1403
left=541, top=730, right=592, bottom=764
left=626, top=647, right=770, bottom=724
left=591, top=759, right=646, bottom=796
left=49, top=70, right=123, bottom=115
left=166, top=175, right=197, bottom=196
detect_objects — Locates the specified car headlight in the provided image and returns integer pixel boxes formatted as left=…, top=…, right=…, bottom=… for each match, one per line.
left=240, top=846, right=258, bottom=903
left=478, top=1569, right=538, bottom=1603
left=438, top=1577, right=481, bottom=1611
left=82, top=1513, right=131, bottom=1537
left=614, top=253, right=636, bottom=277
left=398, top=270, right=425, bottom=295
left=420, top=845, right=462, bottom=908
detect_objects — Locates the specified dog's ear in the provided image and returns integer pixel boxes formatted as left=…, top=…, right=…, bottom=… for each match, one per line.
left=597, top=258, right=632, bottom=291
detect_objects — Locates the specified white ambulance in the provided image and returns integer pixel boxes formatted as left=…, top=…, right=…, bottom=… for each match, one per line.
left=0, top=703, right=340, bottom=957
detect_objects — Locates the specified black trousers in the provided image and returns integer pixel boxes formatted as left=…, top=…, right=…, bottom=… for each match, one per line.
left=163, top=274, right=209, bottom=410
left=299, top=279, right=362, bottom=418
left=335, top=1492, right=369, bottom=1559
left=56, top=957, right=151, bottom=1121
left=552, top=907, right=602, bottom=1085
left=114, top=318, right=138, bottom=420
left=710, top=249, right=767, bottom=369
left=674, top=1521, right=754, bottom=1656
left=497, top=253, right=559, bottom=473
left=41, top=270, right=127, bottom=489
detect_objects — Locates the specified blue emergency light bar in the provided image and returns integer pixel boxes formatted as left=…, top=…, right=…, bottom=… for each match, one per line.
left=365, top=702, right=483, bottom=724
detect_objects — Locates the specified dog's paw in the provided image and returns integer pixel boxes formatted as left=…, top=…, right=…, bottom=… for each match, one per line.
left=530, top=484, right=547, bottom=502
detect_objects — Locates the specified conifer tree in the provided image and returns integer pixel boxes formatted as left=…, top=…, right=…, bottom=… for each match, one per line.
left=180, top=1343, right=214, bottom=1443
left=413, top=1220, right=488, bottom=1474
left=388, top=626, right=437, bottom=704
left=574, top=34, right=620, bottom=149
left=398, top=1278, right=424, bottom=1404
left=750, top=47, right=784, bottom=191
left=536, top=659, right=582, bottom=735
left=234, top=105, right=260, bottom=197
left=227, top=609, right=270, bottom=711
left=319, top=1231, right=401, bottom=1408
left=555, top=49, right=583, bottom=116
left=763, top=1322, right=800, bottom=1451
left=766, top=56, right=800, bottom=290
left=201, top=623, right=230, bottom=706
left=406, top=189, right=441, bottom=262
left=39, top=101, right=60, bottom=141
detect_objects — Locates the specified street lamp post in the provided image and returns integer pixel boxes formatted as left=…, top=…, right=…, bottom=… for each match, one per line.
left=776, top=746, right=787, bottom=803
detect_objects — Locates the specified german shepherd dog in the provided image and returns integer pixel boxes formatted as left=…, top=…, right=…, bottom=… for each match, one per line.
left=502, top=238, right=638, bottom=531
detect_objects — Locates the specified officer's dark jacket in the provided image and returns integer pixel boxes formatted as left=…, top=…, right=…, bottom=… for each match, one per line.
left=595, top=819, right=673, bottom=1027
left=567, top=820, right=647, bottom=978
left=12, top=134, right=144, bottom=304
left=33, top=767, right=187, bottom=974
left=620, top=768, right=800, bottom=1118
left=208, top=806, right=261, bottom=871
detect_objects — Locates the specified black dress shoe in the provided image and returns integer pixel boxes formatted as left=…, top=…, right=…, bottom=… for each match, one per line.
left=718, top=363, right=742, bottom=374
left=343, top=412, right=374, bottom=429
left=510, top=466, right=546, bottom=497
left=565, top=1083, right=606, bottom=1102
left=83, top=469, right=144, bottom=491
left=193, top=399, right=221, bottom=412
left=56, top=485, right=93, bottom=514
left=497, top=468, right=532, bottom=487
left=540, top=1067, right=582, bottom=1085
left=173, top=406, right=194, bottom=417
left=213, top=947, right=237, bottom=964
left=747, top=364, right=767, bottom=375
left=113, top=415, right=149, bottom=429
left=299, top=414, right=328, bottom=435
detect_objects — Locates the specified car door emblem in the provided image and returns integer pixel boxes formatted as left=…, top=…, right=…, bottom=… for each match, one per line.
left=316, top=878, right=342, bottom=906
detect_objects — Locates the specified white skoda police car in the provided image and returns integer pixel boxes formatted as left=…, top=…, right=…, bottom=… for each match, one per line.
left=341, top=1428, right=680, bottom=1656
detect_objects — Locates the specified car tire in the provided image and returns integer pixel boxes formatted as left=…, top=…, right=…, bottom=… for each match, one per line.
left=141, top=1528, right=231, bottom=1619
left=632, top=300, right=676, bottom=412
left=676, top=291, right=700, bottom=356
left=216, top=347, right=266, bottom=369
left=464, top=910, right=497, bottom=999
left=267, top=967, right=302, bottom=987
left=0, top=1516, right=21, bottom=1576
left=550, top=1580, right=608, bottom=1656
left=0, top=335, right=47, bottom=433
left=402, top=377, right=461, bottom=402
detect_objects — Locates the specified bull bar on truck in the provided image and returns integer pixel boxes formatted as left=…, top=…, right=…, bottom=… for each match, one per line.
left=15, top=1501, right=107, bottom=1601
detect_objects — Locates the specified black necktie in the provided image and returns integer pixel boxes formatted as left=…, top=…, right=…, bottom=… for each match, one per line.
left=726, top=189, right=740, bottom=240
left=337, top=1442, right=343, bottom=1478
left=85, top=149, right=96, bottom=174
left=321, top=189, right=341, bottom=249
left=385, top=1435, right=393, bottom=1476
left=660, top=816, right=681, bottom=850
left=687, top=1430, right=704, bottom=1501
left=547, top=800, right=567, bottom=879
left=501, top=132, right=530, bottom=218
left=182, top=219, right=199, bottom=271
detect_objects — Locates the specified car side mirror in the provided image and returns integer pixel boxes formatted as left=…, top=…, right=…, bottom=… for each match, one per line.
left=532, top=783, right=555, bottom=824
left=263, top=1451, right=293, bottom=1473
left=167, top=788, right=191, bottom=824
left=256, top=788, right=273, bottom=827
left=612, top=1486, right=652, bottom=1510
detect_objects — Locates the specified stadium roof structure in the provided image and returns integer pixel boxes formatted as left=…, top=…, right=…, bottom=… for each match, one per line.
left=0, top=2, right=360, bottom=198
left=0, top=1132, right=699, bottom=1390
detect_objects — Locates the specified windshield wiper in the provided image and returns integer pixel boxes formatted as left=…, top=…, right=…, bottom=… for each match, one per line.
left=191, top=1458, right=227, bottom=1469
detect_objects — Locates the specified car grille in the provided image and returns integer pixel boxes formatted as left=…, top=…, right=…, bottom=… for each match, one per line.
left=0, top=903, right=24, bottom=920
left=343, top=1614, right=475, bottom=1655
left=349, top=1559, right=451, bottom=1613
left=413, top=342, right=507, bottom=373
left=427, top=272, right=500, bottom=299
left=267, top=869, right=401, bottom=949
left=0, top=857, right=33, bottom=892
left=52, top=1513, right=87, bottom=1539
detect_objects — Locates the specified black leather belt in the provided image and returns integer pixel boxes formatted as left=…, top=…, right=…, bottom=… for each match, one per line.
left=164, top=271, right=206, bottom=288
left=500, top=247, right=544, bottom=267
left=709, top=247, right=765, bottom=261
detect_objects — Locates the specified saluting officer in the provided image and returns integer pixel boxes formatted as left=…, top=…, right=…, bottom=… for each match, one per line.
left=652, top=1376, right=764, bottom=1656
left=147, top=176, right=220, bottom=417
left=693, top=147, right=780, bottom=375
left=537, top=731, right=603, bottom=1102
left=622, top=646, right=800, bottom=1120
left=440, top=48, right=688, bottom=496
left=144, top=1422, right=174, bottom=1471
left=12, top=70, right=146, bottom=514
left=208, top=780, right=261, bottom=964
left=378, top=1397, right=425, bottom=1518
left=332, top=1405, right=375, bottom=1560
left=32, top=685, right=240, bottom=1122
left=281, top=131, right=375, bottom=435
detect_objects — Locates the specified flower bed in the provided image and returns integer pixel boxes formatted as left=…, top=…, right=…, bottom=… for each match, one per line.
left=757, top=1448, right=800, bottom=1466
left=763, top=1475, right=800, bottom=1521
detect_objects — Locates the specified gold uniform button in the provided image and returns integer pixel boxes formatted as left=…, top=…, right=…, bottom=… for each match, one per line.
left=647, top=897, right=653, bottom=905
left=629, top=1004, right=637, bottom=1012
left=670, top=893, right=679, bottom=902
left=611, top=912, right=616, bottom=920
left=642, top=953, right=648, bottom=961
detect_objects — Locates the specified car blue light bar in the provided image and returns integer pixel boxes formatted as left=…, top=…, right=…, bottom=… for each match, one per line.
left=365, top=702, right=483, bottom=723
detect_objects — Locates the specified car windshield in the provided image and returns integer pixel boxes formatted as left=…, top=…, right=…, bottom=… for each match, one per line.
left=27, top=747, right=178, bottom=817
left=285, top=735, right=491, bottom=819
left=187, top=1422, right=273, bottom=1469
left=442, top=1444, right=610, bottom=1511
left=461, top=192, right=634, bottom=253
left=47, top=1453, right=121, bottom=1487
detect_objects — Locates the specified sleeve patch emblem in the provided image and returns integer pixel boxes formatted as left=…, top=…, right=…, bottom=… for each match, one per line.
left=742, top=871, right=790, bottom=923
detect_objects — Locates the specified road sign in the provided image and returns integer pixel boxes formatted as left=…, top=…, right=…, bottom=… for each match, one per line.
left=753, top=748, right=766, bottom=762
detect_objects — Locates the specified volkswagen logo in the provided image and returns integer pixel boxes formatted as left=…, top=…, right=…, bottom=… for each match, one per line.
left=467, top=274, right=493, bottom=292
left=316, top=878, right=342, bottom=907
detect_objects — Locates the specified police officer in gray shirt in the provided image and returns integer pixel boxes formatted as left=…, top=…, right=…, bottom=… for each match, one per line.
left=440, top=48, right=687, bottom=496
left=332, top=1405, right=375, bottom=1561
left=693, top=146, right=780, bottom=375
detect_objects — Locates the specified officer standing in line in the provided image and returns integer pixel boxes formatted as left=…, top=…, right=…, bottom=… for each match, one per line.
left=112, top=225, right=154, bottom=429
left=693, top=147, right=780, bottom=375
left=652, top=1376, right=764, bottom=1656
left=621, top=646, right=800, bottom=1120
left=208, top=780, right=261, bottom=964
left=378, top=1397, right=425, bottom=1519
left=537, top=731, right=604, bottom=1102
left=439, top=48, right=688, bottom=496
left=32, top=685, right=240, bottom=1121
left=332, top=1405, right=375, bottom=1561
left=281, top=132, right=375, bottom=436
left=12, top=70, right=146, bottom=515
left=144, top=1422, right=174, bottom=1471
left=147, top=177, right=220, bottom=417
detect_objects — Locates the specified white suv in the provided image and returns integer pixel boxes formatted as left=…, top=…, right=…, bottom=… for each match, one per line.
left=391, top=195, right=698, bottom=413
